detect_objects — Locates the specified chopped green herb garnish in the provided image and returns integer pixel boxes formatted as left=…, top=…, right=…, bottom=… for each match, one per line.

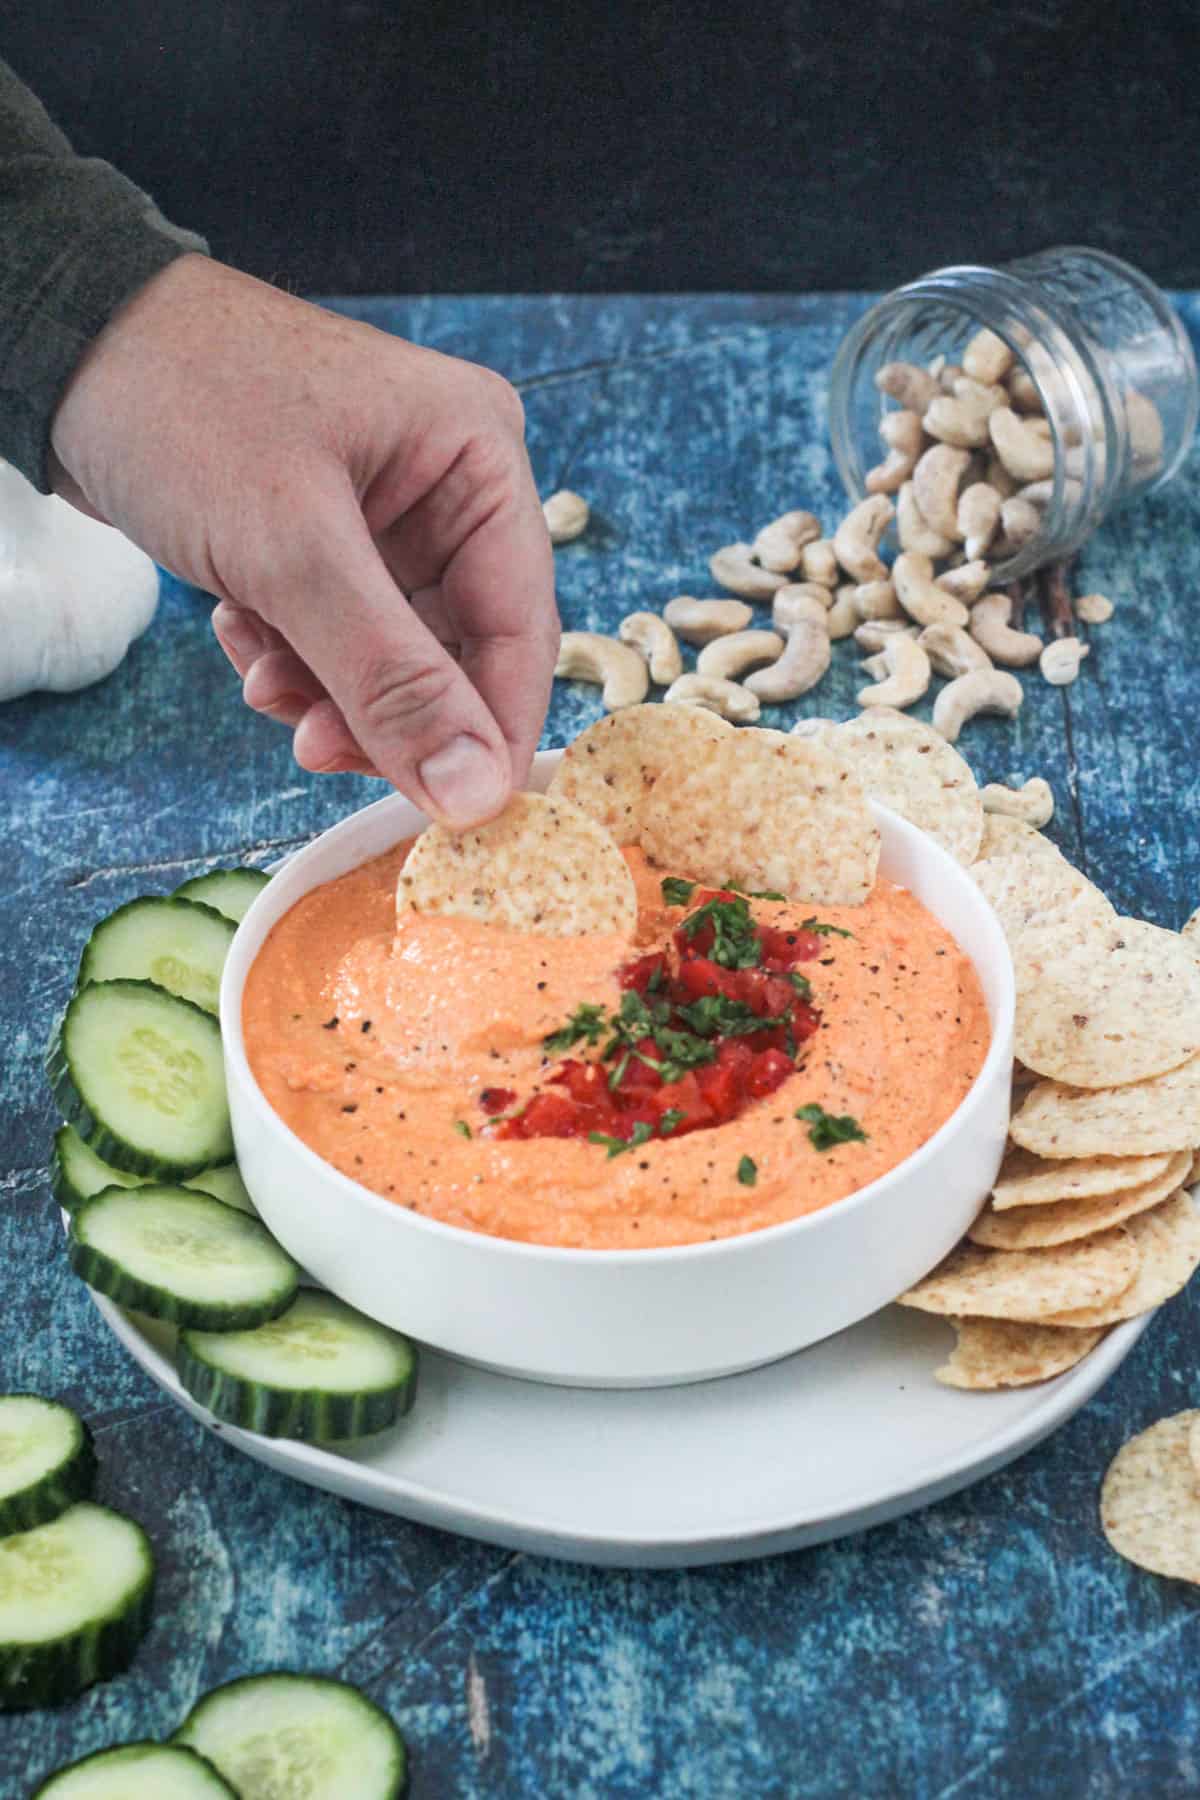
left=661, top=876, right=697, bottom=907
left=794, top=1103, right=867, bottom=1151
left=658, top=1107, right=685, bottom=1136
left=452, top=1120, right=472, bottom=1139
left=676, top=994, right=790, bottom=1038
left=544, top=1001, right=608, bottom=1054
left=588, top=1121, right=655, bottom=1159
left=736, top=1155, right=758, bottom=1186
left=748, top=888, right=788, bottom=902
left=787, top=970, right=813, bottom=1000
left=801, top=916, right=854, bottom=939
left=680, top=894, right=762, bottom=969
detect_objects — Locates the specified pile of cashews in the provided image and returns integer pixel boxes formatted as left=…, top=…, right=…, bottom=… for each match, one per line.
left=541, top=324, right=1123, bottom=742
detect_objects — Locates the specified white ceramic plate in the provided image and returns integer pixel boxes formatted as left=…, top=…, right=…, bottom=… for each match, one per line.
left=89, top=1283, right=1150, bottom=1569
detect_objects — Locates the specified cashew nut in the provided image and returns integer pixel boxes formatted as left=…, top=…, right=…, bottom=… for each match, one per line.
left=988, top=407, right=1055, bottom=484
left=1039, top=637, right=1090, bottom=686
left=618, top=611, right=683, bottom=685
left=751, top=510, right=822, bottom=573
left=1005, top=365, right=1043, bottom=414
left=980, top=777, right=1055, bottom=828
left=875, top=361, right=940, bottom=415
left=826, top=586, right=860, bottom=640
left=996, top=495, right=1042, bottom=555
left=745, top=620, right=831, bottom=702
left=917, top=622, right=993, bottom=678
left=866, top=410, right=924, bottom=494
left=956, top=482, right=1002, bottom=561
left=662, top=596, right=754, bottom=644
left=923, top=381, right=998, bottom=450
left=893, top=551, right=970, bottom=629
left=773, top=585, right=832, bottom=631
left=858, top=651, right=889, bottom=681
left=697, top=629, right=786, bottom=681
left=897, top=480, right=954, bottom=559
left=800, top=539, right=840, bottom=588
left=1075, top=592, right=1114, bottom=624
left=663, top=673, right=761, bottom=722
left=555, top=631, right=650, bottom=710
left=968, top=593, right=1044, bottom=667
left=932, top=669, right=1024, bottom=742
left=937, top=362, right=964, bottom=392
left=1017, top=476, right=1082, bottom=511
left=936, top=559, right=991, bottom=604
left=1127, top=389, right=1164, bottom=473
left=543, top=489, right=590, bottom=544
left=854, top=619, right=918, bottom=654
left=912, top=444, right=972, bottom=541
left=853, top=579, right=901, bottom=621
left=963, top=328, right=1015, bottom=386
left=833, top=494, right=894, bottom=583
left=710, top=543, right=788, bottom=601
left=856, top=635, right=932, bottom=711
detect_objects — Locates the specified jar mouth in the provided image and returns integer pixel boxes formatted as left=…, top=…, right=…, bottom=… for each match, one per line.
left=830, top=265, right=1125, bottom=582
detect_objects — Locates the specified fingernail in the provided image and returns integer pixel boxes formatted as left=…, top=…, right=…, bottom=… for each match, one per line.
left=215, top=604, right=268, bottom=660
left=418, top=735, right=509, bottom=826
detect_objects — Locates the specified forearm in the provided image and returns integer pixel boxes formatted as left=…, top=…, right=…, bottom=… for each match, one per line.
left=0, top=58, right=207, bottom=490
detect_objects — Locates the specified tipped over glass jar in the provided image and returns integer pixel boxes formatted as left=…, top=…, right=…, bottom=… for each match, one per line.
left=829, top=248, right=1198, bottom=583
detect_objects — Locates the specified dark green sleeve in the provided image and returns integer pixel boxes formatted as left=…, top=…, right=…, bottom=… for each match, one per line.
left=0, top=58, right=208, bottom=491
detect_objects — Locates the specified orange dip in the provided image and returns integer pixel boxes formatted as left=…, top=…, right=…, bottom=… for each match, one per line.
left=243, top=845, right=990, bottom=1249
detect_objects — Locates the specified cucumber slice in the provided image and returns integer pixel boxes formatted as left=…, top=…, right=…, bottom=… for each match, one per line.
left=0, top=1502, right=154, bottom=1708
left=173, top=867, right=270, bottom=924
left=51, top=1124, right=142, bottom=1213
left=0, top=1398, right=96, bottom=1538
left=69, top=1186, right=300, bottom=1331
left=78, top=897, right=235, bottom=1015
left=175, top=1672, right=407, bottom=1799
left=52, top=1125, right=255, bottom=1217
left=33, top=1742, right=237, bottom=1797
left=46, top=980, right=233, bottom=1178
left=177, top=1291, right=418, bottom=1440
left=184, top=1162, right=257, bottom=1216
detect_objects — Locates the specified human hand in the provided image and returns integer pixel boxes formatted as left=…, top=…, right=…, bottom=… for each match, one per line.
left=49, top=256, right=558, bottom=825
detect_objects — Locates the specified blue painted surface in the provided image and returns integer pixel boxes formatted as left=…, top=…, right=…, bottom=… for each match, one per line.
left=3, top=294, right=1200, bottom=1797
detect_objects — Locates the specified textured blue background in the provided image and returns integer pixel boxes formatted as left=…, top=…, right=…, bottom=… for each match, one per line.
left=3, top=295, right=1200, bottom=1797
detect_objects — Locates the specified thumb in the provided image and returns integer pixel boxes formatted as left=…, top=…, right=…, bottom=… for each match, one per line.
left=266, top=502, right=514, bottom=827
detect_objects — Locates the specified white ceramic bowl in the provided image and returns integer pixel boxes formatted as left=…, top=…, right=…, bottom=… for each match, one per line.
left=220, top=749, right=1014, bottom=1389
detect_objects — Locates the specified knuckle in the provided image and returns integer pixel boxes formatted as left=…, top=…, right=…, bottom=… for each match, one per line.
left=353, top=653, right=459, bottom=735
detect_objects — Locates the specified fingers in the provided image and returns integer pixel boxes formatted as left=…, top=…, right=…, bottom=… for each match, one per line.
left=257, top=472, right=515, bottom=826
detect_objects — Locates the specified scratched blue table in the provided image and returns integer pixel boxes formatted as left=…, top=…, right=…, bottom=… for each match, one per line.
left=3, top=294, right=1200, bottom=1798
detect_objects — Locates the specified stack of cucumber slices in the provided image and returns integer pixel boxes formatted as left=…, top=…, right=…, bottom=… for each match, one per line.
left=30, top=1670, right=408, bottom=1796
left=44, top=866, right=418, bottom=1443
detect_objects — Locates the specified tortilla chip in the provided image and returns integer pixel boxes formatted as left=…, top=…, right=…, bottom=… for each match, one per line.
left=1013, top=918, right=1200, bottom=1088
left=1041, top=1191, right=1200, bottom=1326
left=639, top=731, right=881, bottom=905
left=968, top=1152, right=1191, bottom=1249
left=935, top=1317, right=1105, bottom=1389
left=975, top=816, right=1061, bottom=862
left=545, top=704, right=731, bottom=844
left=1010, top=1054, right=1200, bottom=1159
left=971, top=852, right=1115, bottom=952
left=1189, top=1150, right=1200, bottom=1188
left=1183, top=907, right=1200, bottom=943
left=1101, top=1411, right=1200, bottom=1583
left=397, top=792, right=637, bottom=936
left=832, top=710, right=983, bottom=866
left=896, top=1228, right=1138, bottom=1321
left=992, top=1145, right=1177, bottom=1210
left=1189, top=1415, right=1200, bottom=1483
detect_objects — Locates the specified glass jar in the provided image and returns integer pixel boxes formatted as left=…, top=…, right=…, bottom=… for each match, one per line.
left=829, top=248, right=1198, bottom=581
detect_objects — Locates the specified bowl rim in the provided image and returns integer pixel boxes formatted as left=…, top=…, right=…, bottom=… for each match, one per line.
left=220, top=759, right=1015, bottom=1267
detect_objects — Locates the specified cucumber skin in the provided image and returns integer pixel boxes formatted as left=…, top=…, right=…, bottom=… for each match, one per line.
left=67, top=1194, right=299, bottom=1332
left=32, top=1742, right=238, bottom=1797
left=0, top=1414, right=96, bottom=1539
left=176, top=1339, right=419, bottom=1442
left=45, top=980, right=233, bottom=1180
left=0, top=1509, right=155, bottom=1711
left=174, top=1671, right=407, bottom=1797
